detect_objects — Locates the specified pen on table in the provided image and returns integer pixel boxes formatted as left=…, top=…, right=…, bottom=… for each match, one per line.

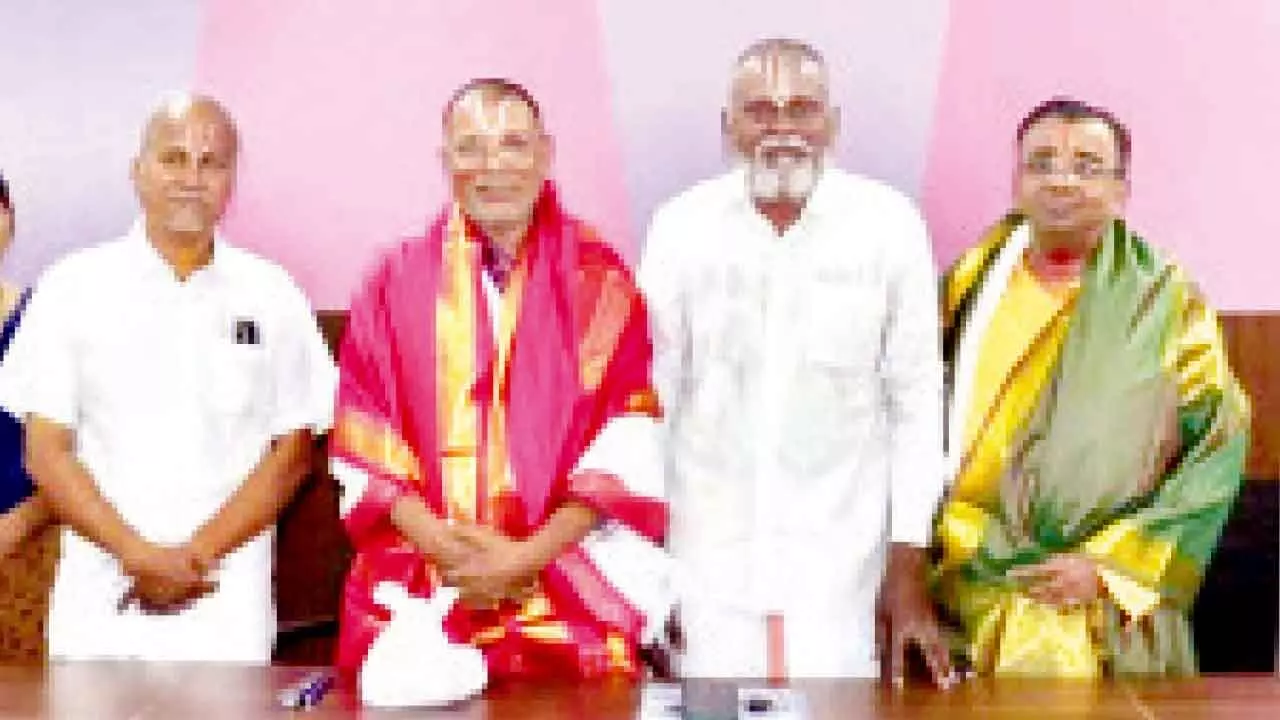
left=278, top=671, right=335, bottom=710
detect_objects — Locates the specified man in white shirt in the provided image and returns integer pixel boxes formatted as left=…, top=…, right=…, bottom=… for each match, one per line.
left=0, top=94, right=335, bottom=662
left=640, top=38, right=952, bottom=684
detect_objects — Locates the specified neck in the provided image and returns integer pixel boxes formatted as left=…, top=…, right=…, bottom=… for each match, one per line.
left=1027, top=225, right=1102, bottom=282
left=754, top=198, right=805, bottom=236
left=146, top=220, right=214, bottom=281
left=476, top=219, right=528, bottom=261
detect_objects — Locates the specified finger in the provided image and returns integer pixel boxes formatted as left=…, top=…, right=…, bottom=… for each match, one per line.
left=450, top=525, right=498, bottom=548
left=137, top=590, right=185, bottom=615
left=1041, top=554, right=1076, bottom=570
left=432, top=548, right=466, bottom=572
left=918, top=631, right=956, bottom=690
left=876, top=617, right=891, bottom=677
left=193, top=579, right=218, bottom=599
left=1008, top=563, right=1051, bottom=580
left=1024, top=582, right=1058, bottom=605
left=165, top=564, right=205, bottom=587
left=888, top=628, right=907, bottom=690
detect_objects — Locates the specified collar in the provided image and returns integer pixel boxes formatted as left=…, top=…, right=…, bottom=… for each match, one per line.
left=727, top=162, right=835, bottom=237
left=459, top=210, right=523, bottom=291
left=125, top=216, right=227, bottom=284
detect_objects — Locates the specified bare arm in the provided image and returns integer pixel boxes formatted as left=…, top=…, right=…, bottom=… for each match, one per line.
left=521, top=501, right=598, bottom=571
left=188, top=430, right=313, bottom=564
left=389, top=494, right=459, bottom=563
left=25, top=414, right=150, bottom=567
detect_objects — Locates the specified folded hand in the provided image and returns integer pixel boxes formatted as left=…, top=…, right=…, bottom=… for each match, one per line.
left=1009, top=554, right=1102, bottom=609
left=440, top=524, right=539, bottom=608
left=120, top=543, right=216, bottom=614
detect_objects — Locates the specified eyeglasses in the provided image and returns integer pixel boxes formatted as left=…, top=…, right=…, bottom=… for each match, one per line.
left=447, top=133, right=542, bottom=171
left=738, top=98, right=828, bottom=127
left=1021, top=156, right=1123, bottom=180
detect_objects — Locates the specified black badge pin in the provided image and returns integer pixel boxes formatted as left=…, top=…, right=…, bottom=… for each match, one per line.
left=234, top=317, right=261, bottom=345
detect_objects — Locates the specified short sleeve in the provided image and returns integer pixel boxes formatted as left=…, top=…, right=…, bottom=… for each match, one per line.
left=267, top=277, right=337, bottom=437
left=0, top=264, right=82, bottom=428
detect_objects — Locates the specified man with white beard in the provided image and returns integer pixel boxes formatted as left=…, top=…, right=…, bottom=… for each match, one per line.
left=640, top=38, right=954, bottom=685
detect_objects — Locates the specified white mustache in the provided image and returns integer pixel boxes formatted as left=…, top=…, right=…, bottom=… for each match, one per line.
left=756, top=134, right=813, bottom=155
left=747, top=137, right=822, bottom=202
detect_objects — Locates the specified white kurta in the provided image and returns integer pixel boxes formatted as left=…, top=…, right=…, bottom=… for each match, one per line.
left=640, top=167, right=944, bottom=678
left=0, top=221, right=336, bottom=662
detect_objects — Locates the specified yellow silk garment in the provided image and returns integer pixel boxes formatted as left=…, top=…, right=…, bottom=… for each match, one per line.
left=434, top=205, right=633, bottom=668
left=936, top=217, right=1248, bottom=677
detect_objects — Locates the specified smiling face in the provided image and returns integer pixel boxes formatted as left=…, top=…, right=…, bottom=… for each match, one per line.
left=442, top=86, right=551, bottom=228
left=1015, top=115, right=1128, bottom=237
left=131, top=96, right=238, bottom=241
left=724, top=45, right=837, bottom=203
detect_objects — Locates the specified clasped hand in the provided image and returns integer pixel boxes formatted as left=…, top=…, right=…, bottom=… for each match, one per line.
left=119, top=542, right=217, bottom=614
left=433, top=524, right=541, bottom=609
left=1008, top=553, right=1103, bottom=609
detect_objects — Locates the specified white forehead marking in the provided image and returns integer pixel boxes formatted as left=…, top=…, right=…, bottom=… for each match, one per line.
left=142, top=91, right=232, bottom=158
left=737, top=50, right=826, bottom=105
left=456, top=90, right=525, bottom=136
left=741, top=55, right=766, bottom=74
left=154, top=90, right=195, bottom=120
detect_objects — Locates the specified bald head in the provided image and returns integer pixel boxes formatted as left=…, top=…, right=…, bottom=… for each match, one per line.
left=139, top=93, right=239, bottom=159
left=442, top=78, right=544, bottom=135
left=132, top=92, right=239, bottom=243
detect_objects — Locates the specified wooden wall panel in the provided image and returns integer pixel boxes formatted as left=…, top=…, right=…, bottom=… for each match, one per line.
left=1221, top=314, right=1280, bottom=481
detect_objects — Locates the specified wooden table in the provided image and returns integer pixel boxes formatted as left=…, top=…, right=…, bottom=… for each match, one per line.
left=0, top=664, right=1277, bottom=718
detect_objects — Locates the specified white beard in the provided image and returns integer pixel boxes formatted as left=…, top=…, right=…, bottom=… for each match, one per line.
left=744, top=136, right=823, bottom=202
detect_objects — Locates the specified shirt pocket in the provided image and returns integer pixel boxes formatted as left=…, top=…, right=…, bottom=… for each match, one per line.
left=206, top=341, right=271, bottom=420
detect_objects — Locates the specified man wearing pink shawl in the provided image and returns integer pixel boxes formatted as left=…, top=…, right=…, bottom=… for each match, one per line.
left=331, top=79, right=669, bottom=681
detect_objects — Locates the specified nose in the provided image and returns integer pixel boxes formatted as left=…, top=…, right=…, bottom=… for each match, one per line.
left=763, top=112, right=799, bottom=136
left=483, top=149, right=504, bottom=172
left=1041, top=170, right=1083, bottom=191
left=177, top=161, right=204, bottom=188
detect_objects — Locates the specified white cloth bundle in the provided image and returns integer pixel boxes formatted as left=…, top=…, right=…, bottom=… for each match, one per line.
left=360, top=583, right=488, bottom=707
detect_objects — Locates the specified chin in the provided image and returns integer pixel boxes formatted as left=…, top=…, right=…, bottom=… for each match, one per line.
left=1031, top=214, right=1082, bottom=232
left=469, top=204, right=531, bottom=225
left=164, top=222, right=213, bottom=237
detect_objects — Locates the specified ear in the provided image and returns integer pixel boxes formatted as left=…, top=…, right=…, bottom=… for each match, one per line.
left=1011, top=167, right=1022, bottom=206
left=828, top=105, right=842, bottom=141
left=540, top=132, right=556, bottom=168
left=129, top=156, right=146, bottom=201
left=721, top=107, right=741, bottom=159
left=440, top=145, right=462, bottom=188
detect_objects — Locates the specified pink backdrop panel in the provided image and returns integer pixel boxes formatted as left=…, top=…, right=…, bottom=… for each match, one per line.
left=194, top=0, right=630, bottom=309
left=923, top=1, right=1280, bottom=310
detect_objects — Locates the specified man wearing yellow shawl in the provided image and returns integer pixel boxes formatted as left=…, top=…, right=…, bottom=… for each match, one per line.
left=934, top=97, right=1249, bottom=677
